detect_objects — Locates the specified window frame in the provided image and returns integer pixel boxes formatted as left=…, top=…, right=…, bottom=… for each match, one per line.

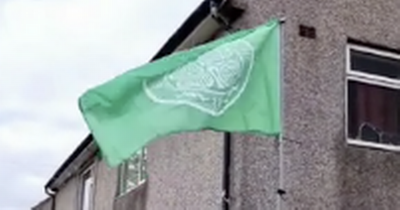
left=346, top=43, right=400, bottom=151
left=117, top=148, right=147, bottom=197
left=78, top=164, right=95, bottom=210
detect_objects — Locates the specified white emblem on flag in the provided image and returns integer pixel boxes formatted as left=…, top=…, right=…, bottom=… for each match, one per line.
left=143, top=39, right=255, bottom=116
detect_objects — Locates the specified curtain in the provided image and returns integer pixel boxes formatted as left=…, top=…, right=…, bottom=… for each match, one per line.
left=348, top=81, right=400, bottom=144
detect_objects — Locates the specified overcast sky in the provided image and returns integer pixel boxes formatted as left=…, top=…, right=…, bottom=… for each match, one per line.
left=0, top=0, right=202, bottom=209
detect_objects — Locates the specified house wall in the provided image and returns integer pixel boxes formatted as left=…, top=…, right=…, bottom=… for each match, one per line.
left=146, top=131, right=224, bottom=210
left=90, top=156, right=150, bottom=210
left=47, top=157, right=119, bottom=210
left=114, top=182, right=148, bottom=210
left=229, top=0, right=400, bottom=209
left=31, top=197, right=53, bottom=210
left=54, top=176, right=79, bottom=210
left=92, top=159, right=118, bottom=210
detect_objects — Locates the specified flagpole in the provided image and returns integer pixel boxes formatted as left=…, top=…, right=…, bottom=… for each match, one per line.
left=277, top=17, right=286, bottom=210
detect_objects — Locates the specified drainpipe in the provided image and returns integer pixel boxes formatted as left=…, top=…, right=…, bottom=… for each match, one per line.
left=220, top=16, right=286, bottom=210
left=209, top=1, right=235, bottom=210
left=45, top=187, right=56, bottom=210
left=222, top=132, right=232, bottom=210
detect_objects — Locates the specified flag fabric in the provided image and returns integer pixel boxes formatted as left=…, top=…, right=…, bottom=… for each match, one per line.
left=79, top=19, right=281, bottom=166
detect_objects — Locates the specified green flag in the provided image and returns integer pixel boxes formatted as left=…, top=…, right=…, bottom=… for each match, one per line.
left=79, top=19, right=281, bottom=166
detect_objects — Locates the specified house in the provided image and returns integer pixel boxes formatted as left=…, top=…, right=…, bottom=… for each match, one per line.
left=32, top=0, right=400, bottom=209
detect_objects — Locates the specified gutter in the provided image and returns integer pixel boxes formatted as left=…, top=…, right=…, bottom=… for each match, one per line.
left=45, top=134, right=94, bottom=191
left=152, top=0, right=223, bottom=60
left=207, top=1, right=245, bottom=210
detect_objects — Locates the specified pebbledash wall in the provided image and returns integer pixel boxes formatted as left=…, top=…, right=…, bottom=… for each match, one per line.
left=32, top=154, right=148, bottom=210
left=228, top=0, right=400, bottom=209
left=59, top=160, right=119, bottom=210
left=146, top=132, right=225, bottom=210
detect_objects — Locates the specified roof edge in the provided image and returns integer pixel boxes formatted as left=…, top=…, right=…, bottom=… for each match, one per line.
left=44, top=134, right=93, bottom=190
left=151, top=0, right=222, bottom=60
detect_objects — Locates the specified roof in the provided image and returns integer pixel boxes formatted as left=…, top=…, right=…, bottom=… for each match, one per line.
left=45, top=0, right=244, bottom=192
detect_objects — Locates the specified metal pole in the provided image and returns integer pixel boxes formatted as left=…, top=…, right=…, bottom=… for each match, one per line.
left=277, top=17, right=286, bottom=210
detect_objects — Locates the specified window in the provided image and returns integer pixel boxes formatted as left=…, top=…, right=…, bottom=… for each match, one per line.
left=117, top=148, right=147, bottom=196
left=347, top=44, right=400, bottom=150
left=80, top=167, right=94, bottom=210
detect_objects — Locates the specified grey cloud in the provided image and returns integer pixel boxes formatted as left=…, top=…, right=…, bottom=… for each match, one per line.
left=0, top=110, right=37, bottom=124
left=0, top=109, right=85, bottom=133
left=51, top=118, right=86, bottom=132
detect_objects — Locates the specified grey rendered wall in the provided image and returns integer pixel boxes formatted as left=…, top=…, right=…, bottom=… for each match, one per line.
left=114, top=181, right=148, bottom=210
left=229, top=0, right=400, bottom=209
left=146, top=131, right=224, bottom=210
left=50, top=158, right=118, bottom=210
left=31, top=197, right=52, bottom=210
left=54, top=176, right=79, bottom=210
left=92, top=159, right=118, bottom=210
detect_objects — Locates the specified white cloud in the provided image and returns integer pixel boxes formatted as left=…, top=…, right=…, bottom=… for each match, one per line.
left=0, top=0, right=202, bottom=209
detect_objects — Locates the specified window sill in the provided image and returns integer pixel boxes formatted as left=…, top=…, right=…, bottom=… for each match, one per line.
left=347, top=139, right=400, bottom=152
left=114, top=180, right=147, bottom=210
left=116, top=180, right=147, bottom=199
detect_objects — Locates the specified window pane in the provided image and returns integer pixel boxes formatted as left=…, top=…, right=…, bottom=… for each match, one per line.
left=81, top=172, right=93, bottom=210
left=350, top=49, right=400, bottom=79
left=348, top=80, right=400, bottom=145
left=140, top=149, right=147, bottom=181
left=117, top=148, right=147, bottom=195
left=128, top=156, right=140, bottom=189
left=118, top=164, right=127, bottom=195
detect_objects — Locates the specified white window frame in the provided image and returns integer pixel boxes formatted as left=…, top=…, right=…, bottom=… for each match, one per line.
left=117, top=148, right=147, bottom=197
left=79, top=165, right=95, bottom=210
left=346, top=43, right=400, bottom=152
